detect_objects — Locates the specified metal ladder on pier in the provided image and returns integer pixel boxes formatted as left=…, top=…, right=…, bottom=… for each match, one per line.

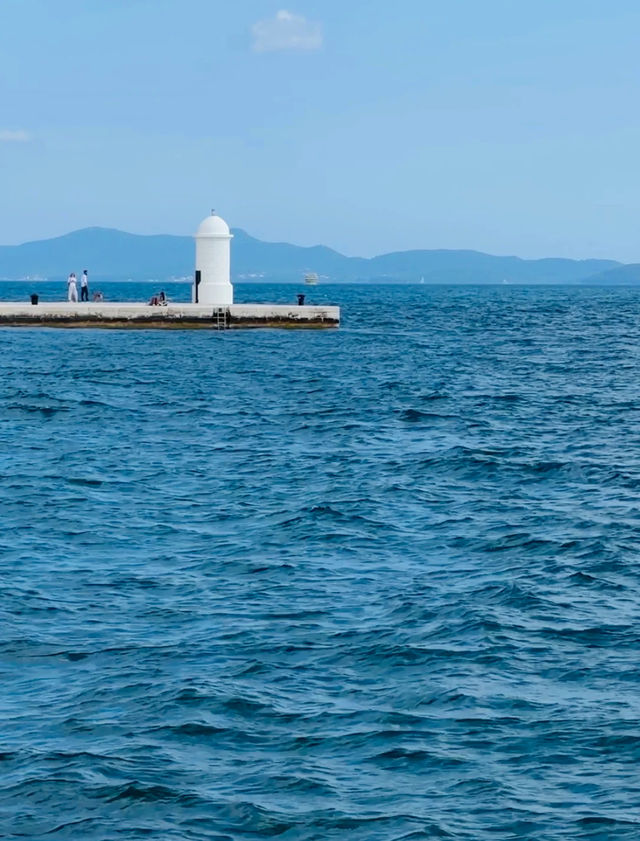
left=214, top=307, right=228, bottom=331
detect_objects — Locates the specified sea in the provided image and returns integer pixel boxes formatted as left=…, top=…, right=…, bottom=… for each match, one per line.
left=1, top=281, right=639, bottom=840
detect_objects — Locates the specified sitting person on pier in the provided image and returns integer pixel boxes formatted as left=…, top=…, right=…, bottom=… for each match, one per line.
left=149, top=290, right=168, bottom=306
left=92, top=290, right=104, bottom=302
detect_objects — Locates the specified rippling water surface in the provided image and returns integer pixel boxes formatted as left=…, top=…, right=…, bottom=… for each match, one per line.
left=1, top=283, right=640, bottom=840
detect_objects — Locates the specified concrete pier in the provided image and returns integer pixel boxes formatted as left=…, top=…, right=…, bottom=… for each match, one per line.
left=0, top=302, right=340, bottom=329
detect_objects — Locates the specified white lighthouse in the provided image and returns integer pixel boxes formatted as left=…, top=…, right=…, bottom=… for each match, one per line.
left=192, top=211, right=234, bottom=305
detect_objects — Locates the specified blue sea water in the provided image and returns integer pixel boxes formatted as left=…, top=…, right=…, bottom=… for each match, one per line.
left=1, top=282, right=639, bottom=840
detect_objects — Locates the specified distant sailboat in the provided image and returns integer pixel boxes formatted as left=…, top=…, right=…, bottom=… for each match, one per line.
left=419, top=276, right=425, bottom=284
left=304, top=272, right=319, bottom=286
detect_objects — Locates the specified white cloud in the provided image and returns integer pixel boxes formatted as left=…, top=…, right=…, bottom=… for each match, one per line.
left=0, top=129, right=32, bottom=143
left=252, top=10, right=322, bottom=53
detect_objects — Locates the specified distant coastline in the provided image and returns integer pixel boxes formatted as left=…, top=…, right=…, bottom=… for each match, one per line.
left=0, top=226, right=632, bottom=285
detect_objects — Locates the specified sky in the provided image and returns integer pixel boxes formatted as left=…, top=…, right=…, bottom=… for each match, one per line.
left=2, top=0, right=640, bottom=261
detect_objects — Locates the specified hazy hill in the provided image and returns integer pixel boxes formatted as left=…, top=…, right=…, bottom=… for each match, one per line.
left=365, top=250, right=619, bottom=284
left=0, top=226, right=622, bottom=283
left=579, top=263, right=640, bottom=285
left=0, top=228, right=193, bottom=281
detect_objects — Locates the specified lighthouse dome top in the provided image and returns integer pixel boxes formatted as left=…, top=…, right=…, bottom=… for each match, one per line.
left=195, top=212, right=231, bottom=238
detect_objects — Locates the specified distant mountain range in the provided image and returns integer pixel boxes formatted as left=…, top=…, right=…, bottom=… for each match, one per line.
left=0, top=226, right=629, bottom=284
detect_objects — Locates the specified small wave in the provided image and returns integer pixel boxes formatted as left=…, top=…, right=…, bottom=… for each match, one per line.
left=371, top=747, right=466, bottom=767
left=151, top=722, right=228, bottom=737
left=577, top=816, right=639, bottom=828
left=6, top=403, right=68, bottom=416
left=400, top=408, right=457, bottom=422
left=101, top=782, right=202, bottom=805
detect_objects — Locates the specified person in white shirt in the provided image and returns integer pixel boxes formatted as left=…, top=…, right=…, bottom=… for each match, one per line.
left=80, top=270, right=89, bottom=301
left=67, top=273, right=78, bottom=302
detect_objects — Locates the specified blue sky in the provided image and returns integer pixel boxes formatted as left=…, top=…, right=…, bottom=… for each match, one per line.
left=2, top=0, right=640, bottom=260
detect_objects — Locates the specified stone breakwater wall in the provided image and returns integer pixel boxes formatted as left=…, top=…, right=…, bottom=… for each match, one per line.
left=0, top=303, right=340, bottom=329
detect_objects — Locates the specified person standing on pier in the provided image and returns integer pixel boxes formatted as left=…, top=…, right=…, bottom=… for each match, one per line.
left=80, top=270, right=89, bottom=301
left=67, top=272, right=78, bottom=302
